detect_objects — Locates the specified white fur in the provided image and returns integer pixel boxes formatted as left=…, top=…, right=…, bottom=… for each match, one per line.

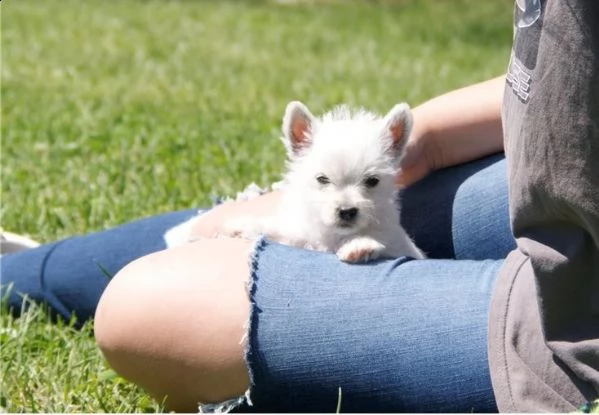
left=165, top=101, right=425, bottom=262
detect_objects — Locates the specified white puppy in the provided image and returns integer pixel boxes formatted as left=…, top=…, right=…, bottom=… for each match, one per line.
left=164, top=101, right=425, bottom=262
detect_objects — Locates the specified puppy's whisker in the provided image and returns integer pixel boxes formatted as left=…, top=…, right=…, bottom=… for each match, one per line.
left=364, top=211, right=381, bottom=226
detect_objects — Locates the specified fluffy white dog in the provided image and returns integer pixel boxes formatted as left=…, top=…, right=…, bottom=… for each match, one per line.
left=164, top=101, right=425, bottom=262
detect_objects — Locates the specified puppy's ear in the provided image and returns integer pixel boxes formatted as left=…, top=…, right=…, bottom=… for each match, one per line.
left=282, top=101, right=316, bottom=158
left=381, top=103, right=413, bottom=159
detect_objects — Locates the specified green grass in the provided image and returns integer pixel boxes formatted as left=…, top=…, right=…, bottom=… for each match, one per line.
left=0, top=300, right=165, bottom=412
left=1, top=0, right=513, bottom=412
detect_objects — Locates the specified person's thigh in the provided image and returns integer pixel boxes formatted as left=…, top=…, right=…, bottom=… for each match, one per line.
left=0, top=209, right=199, bottom=323
left=94, top=237, right=253, bottom=413
left=242, top=239, right=501, bottom=413
left=97, top=236, right=500, bottom=413
left=402, top=153, right=514, bottom=260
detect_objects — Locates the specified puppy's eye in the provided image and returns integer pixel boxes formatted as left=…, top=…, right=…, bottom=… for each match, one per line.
left=364, top=176, right=380, bottom=188
left=316, top=175, right=330, bottom=185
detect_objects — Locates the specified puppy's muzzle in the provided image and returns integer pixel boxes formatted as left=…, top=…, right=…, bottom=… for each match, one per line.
left=337, top=207, right=359, bottom=226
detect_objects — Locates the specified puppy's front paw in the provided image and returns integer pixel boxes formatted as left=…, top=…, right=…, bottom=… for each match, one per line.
left=337, top=237, right=385, bottom=263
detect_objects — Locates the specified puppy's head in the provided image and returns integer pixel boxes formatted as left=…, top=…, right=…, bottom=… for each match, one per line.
left=281, top=101, right=412, bottom=235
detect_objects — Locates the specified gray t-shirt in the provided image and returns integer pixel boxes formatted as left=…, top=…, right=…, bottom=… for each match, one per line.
left=488, top=0, right=599, bottom=411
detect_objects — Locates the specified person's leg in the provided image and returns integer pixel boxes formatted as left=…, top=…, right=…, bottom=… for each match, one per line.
left=0, top=209, right=199, bottom=324
left=94, top=237, right=252, bottom=412
left=402, top=153, right=513, bottom=260
left=95, top=237, right=501, bottom=413
left=244, top=240, right=501, bottom=413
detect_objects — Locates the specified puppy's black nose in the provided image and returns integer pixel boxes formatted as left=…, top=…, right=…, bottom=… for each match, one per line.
left=338, top=207, right=359, bottom=221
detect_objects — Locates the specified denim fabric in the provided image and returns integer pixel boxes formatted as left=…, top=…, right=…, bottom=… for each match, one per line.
left=0, top=209, right=199, bottom=324
left=401, top=153, right=512, bottom=260
left=243, top=239, right=502, bottom=413
left=235, top=154, right=513, bottom=412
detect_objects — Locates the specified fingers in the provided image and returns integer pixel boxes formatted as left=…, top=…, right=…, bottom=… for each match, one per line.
left=396, top=164, right=429, bottom=187
left=397, top=138, right=430, bottom=187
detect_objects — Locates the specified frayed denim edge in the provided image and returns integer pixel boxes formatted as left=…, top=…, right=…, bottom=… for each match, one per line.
left=197, top=236, right=267, bottom=413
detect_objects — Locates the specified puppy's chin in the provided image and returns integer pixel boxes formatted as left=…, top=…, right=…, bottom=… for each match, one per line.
left=315, top=215, right=358, bottom=236
left=333, top=222, right=359, bottom=236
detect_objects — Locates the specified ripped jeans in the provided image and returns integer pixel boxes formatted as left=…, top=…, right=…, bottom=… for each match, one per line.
left=1, top=154, right=513, bottom=412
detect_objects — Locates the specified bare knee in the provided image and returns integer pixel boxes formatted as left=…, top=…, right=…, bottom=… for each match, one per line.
left=94, top=239, right=252, bottom=412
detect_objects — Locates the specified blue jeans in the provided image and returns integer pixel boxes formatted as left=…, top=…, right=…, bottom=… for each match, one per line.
left=1, top=154, right=514, bottom=412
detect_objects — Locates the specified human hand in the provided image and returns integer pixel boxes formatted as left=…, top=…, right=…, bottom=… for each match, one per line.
left=396, top=131, right=436, bottom=187
left=188, top=191, right=281, bottom=239
left=396, top=109, right=441, bottom=188
left=397, top=76, right=505, bottom=187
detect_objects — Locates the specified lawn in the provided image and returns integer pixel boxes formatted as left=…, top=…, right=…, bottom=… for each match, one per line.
left=1, top=0, right=513, bottom=412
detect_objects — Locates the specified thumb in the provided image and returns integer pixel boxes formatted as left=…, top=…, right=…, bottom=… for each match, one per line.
left=399, top=140, right=420, bottom=170
left=396, top=163, right=428, bottom=187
